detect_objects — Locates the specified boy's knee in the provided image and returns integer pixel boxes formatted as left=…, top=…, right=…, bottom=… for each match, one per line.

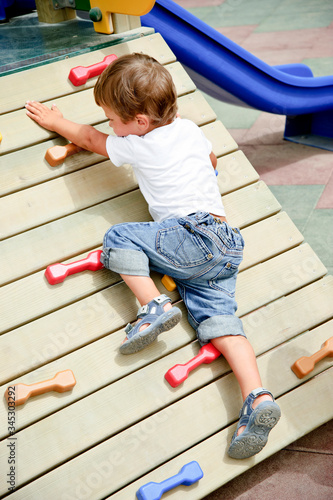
left=101, top=224, right=150, bottom=275
left=103, top=223, right=126, bottom=247
left=197, top=315, right=246, bottom=345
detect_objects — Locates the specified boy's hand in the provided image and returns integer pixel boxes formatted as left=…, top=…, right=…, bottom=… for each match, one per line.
left=25, top=101, right=63, bottom=132
left=25, top=100, right=109, bottom=157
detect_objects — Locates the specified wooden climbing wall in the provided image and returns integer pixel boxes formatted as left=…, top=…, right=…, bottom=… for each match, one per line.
left=0, top=31, right=332, bottom=499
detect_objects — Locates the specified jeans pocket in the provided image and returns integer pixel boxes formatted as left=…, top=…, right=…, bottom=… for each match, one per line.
left=156, top=225, right=212, bottom=268
left=209, top=261, right=239, bottom=297
left=213, top=225, right=245, bottom=252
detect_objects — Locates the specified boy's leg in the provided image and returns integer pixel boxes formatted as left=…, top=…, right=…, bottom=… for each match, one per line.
left=118, top=273, right=182, bottom=353
left=101, top=220, right=182, bottom=347
left=211, top=335, right=273, bottom=435
left=120, top=274, right=171, bottom=332
left=211, top=334, right=280, bottom=459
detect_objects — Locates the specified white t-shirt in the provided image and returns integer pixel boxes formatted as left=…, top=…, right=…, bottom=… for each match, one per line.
left=106, top=118, right=225, bottom=222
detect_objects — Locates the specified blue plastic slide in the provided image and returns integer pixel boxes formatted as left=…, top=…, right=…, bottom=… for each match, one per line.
left=141, top=0, right=333, bottom=149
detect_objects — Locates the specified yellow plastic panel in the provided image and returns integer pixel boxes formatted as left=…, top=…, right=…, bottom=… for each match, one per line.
left=90, top=0, right=156, bottom=34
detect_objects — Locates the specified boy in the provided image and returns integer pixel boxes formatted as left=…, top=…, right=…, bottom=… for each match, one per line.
left=25, top=52, right=280, bottom=459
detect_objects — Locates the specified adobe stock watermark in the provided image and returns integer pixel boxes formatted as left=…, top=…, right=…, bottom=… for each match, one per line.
left=6, top=387, right=17, bottom=492
left=60, top=399, right=174, bottom=499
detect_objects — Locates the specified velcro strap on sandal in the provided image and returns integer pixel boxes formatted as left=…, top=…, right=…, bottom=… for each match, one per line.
left=137, top=294, right=171, bottom=318
left=125, top=323, right=134, bottom=334
left=250, top=388, right=274, bottom=400
left=153, top=294, right=170, bottom=305
left=138, top=304, right=149, bottom=316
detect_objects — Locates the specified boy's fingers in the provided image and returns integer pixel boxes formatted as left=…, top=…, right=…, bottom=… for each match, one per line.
left=25, top=108, right=39, bottom=119
left=25, top=100, right=38, bottom=107
left=25, top=101, right=39, bottom=113
left=25, top=101, right=48, bottom=112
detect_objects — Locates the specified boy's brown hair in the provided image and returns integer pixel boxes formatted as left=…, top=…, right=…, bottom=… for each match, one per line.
left=94, top=53, right=178, bottom=126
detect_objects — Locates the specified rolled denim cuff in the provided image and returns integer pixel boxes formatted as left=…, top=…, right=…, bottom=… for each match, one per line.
left=101, top=247, right=150, bottom=276
left=197, top=314, right=246, bottom=345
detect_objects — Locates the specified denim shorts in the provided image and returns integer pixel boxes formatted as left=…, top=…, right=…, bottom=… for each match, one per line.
left=101, top=212, right=246, bottom=344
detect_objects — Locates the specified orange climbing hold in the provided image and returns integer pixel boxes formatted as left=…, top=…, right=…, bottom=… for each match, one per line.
left=5, top=370, right=76, bottom=406
left=291, top=336, right=333, bottom=378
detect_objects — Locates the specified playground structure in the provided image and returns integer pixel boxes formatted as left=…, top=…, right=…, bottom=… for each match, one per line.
left=5, top=0, right=332, bottom=149
left=0, top=1, right=333, bottom=499
left=142, top=0, right=333, bottom=150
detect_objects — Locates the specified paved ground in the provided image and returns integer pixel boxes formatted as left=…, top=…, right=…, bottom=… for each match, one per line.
left=173, top=1, right=333, bottom=498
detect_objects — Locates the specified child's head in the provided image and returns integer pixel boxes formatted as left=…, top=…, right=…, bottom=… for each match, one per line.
left=94, top=53, right=178, bottom=128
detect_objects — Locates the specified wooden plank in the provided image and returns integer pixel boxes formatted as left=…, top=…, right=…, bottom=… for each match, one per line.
left=0, top=60, right=198, bottom=196
left=0, top=183, right=283, bottom=330
left=236, top=243, right=326, bottom=317
left=0, top=27, right=331, bottom=500
left=0, top=272, right=170, bottom=385
left=0, top=149, right=247, bottom=242
left=0, top=189, right=148, bottom=285
left=0, top=33, right=175, bottom=115
left=0, top=180, right=279, bottom=286
left=223, top=180, right=281, bottom=227
left=202, top=120, right=238, bottom=157
left=0, top=245, right=328, bottom=436
left=2, top=327, right=332, bottom=498
left=1, top=277, right=332, bottom=438
left=0, top=212, right=306, bottom=383
left=0, top=121, right=238, bottom=239
left=242, top=275, right=333, bottom=351
left=109, top=366, right=333, bottom=500
left=0, top=61, right=198, bottom=156
left=35, top=0, right=76, bottom=23
left=0, top=90, right=215, bottom=155
left=178, top=91, right=216, bottom=126
left=0, top=120, right=240, bottom=198
left=0, top=161, right=137, bottom=239
left=240, top=211, right=303, bottom=271
left=165, top=61, right=197, bottom=97
left=0, top=87, right=102, bottom=154
left=111, top=13, right=142, bottom=34
left=0, top=123, right=109, bottom=197
left=216, top=150, right=259, bottom=195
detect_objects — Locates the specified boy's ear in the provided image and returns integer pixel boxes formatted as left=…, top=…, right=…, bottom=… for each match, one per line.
left=135, top=114, right=151, bottom=131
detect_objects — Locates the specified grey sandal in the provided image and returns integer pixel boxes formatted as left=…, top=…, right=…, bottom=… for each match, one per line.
left=120, top=294, right=182, bottom=354
left=228, top=387, right=281, bottom=459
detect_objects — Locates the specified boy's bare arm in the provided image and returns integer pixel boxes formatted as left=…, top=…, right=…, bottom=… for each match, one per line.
left=25, top=101, right=109, bottom=157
